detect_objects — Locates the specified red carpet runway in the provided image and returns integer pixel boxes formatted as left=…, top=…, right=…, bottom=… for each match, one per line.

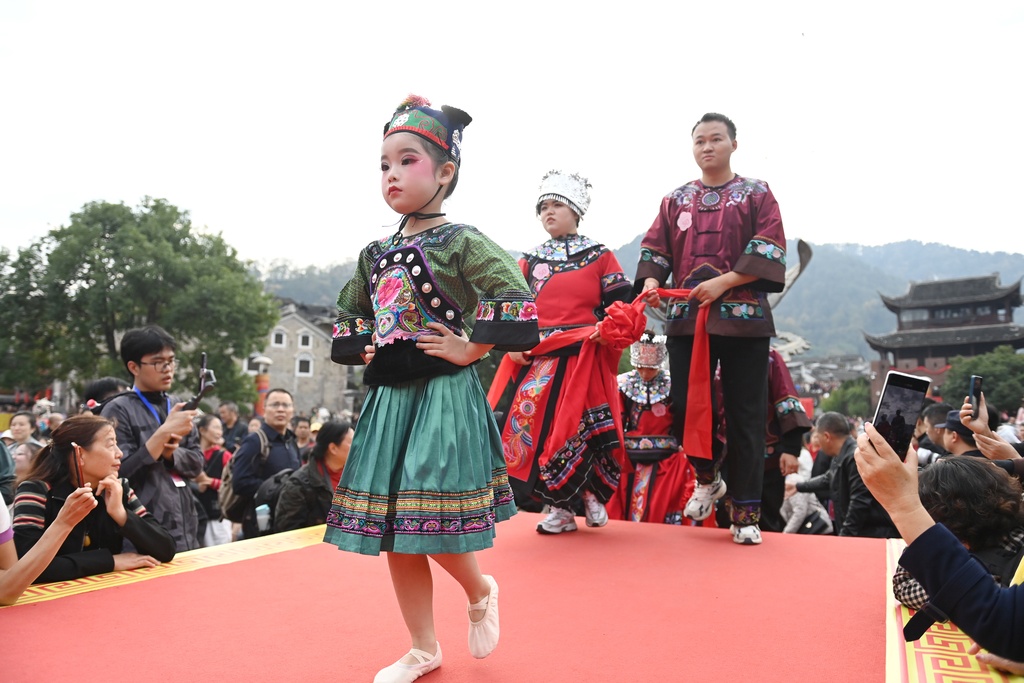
left=0, top=512, right=1004, bottom=682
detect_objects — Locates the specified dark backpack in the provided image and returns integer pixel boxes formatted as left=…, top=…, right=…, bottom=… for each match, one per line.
left=253, top=467, right=295, bottom=532
left=218, top=429, right=270, bottom=523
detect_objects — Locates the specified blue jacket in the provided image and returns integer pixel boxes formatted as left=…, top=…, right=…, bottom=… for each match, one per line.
left=901, top=523, right=1024, bottom=660
left=230, top=423, right=300, bottom=499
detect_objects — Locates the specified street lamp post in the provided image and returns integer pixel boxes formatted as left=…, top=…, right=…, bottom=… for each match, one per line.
left=252, top=355, right=273, bottom=416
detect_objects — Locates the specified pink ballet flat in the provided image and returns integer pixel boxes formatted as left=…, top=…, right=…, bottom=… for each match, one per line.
left=372, top=642, right=441, bottom=683
left=468, top=574, right=499, bottom=658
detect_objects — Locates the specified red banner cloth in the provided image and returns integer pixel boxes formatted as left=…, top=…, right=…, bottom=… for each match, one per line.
left=654, top=289, right=712, bottom=460
left=487, top=288, right=713, bottom=467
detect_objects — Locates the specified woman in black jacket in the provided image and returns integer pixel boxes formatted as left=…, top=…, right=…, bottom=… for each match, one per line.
left=274, top=421, right=352, bottom=532
left=13, top=413, right=176, bottom=583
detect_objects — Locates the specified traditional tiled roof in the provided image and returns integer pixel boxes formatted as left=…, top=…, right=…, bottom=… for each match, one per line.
left=277, top=297, right=336, bottom=330
left=880, top=275, right=1022, bottom=313
left=865, top=323, right=1024, bottom=351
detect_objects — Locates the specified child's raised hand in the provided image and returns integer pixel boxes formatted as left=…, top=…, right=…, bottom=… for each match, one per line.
left=417, top=323, right=488, bottom=366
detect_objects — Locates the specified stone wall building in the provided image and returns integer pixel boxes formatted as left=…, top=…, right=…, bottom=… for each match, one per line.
left=242, top=299, right=362, bottom=419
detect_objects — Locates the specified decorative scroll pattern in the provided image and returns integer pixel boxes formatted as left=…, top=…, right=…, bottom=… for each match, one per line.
left=885, top=539, right=1013, bottom=682
left=4, top=525, right=326, bottom=607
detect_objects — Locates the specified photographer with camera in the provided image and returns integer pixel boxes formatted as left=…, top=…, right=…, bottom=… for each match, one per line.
left=100, top=325, right=203, bottom=551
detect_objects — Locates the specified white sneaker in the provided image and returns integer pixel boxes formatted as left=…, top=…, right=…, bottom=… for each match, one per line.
left=730, top=524, right=762, bottom=545
left=683, top=475, right=727, bottom=521
left=536, top=507, right=578, bottom=534
left=581, top=490, right=608, bottom=528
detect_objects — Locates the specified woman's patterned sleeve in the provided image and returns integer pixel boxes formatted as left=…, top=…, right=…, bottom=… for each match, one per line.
left=331, top=247, right=376, bottom=365
left=460, top=229, right=539, bottom=351
left=598, top=249, right=633, bottom=310
left=892, top=566, right=930, bottom=610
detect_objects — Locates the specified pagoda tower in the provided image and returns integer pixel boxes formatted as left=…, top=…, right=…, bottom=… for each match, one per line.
left=864, top=274, right=1024, bottom=400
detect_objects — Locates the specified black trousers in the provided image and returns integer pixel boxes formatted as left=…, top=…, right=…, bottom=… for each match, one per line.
left=667, top=334, right=769, bottom=525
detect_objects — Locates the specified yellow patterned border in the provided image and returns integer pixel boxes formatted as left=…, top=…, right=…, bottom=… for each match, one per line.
left=885, top=538, right=1019, bottom=682
left=3, top=525, right=327, bottom=608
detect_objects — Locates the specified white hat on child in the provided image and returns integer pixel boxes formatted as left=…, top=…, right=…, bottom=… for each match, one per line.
left=536, top=170, right=592, bottom=218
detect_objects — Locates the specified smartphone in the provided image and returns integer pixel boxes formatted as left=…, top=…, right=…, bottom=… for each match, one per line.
left=871, top=371, right=931, bottom=461
left=969, top=375, right=983, bottom=420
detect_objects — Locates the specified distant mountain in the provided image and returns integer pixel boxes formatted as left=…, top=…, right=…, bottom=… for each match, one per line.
left=263, top=239, right=1024, bottom=359
left=608, top=236, right=1024, bottom=358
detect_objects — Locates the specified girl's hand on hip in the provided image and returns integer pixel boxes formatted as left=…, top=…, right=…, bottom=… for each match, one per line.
left=361, top=333, right=378, bottom=364
left=417, top=323, right=487, bottom=366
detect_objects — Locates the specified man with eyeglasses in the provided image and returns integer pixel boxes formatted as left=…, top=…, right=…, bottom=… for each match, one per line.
left=229, top=388, right=300, bottom=538
left=101, top=325, right=204, bottom=551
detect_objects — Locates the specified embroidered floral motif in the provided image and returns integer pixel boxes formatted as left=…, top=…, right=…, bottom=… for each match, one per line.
left=744, top=239, right=786, bottom=265
left=624, top=436, right=679, bottom=451
left=504, top=357, right=557, bottom=472
left=639, top=247, right=671, bottom=270
left=775, top=396, right=806, bottom=416
left=532, top=263, right=551, bottom=281
left=724, top=177, right=769, bottom=207
left=729, top=501, right=760, bottom=526
left=334, top=316, right=372, bottom=338
left=376, top=274, right=406, bottom=307
left=720, top=302, right=765, bottom=320
left=530, top=248, right=604, bottom=290
left=668, top=300, right=692, bottom=321
left=601, top=271, right=628, bottom=292
left=524, top=234, right=601, bottom=261
left=373, top=268, right=435, bottom=345
left=668, top=183, right=700, bottom=207
left=479, top=299, right=538, bottom=322
left=630, top=464, right=653, bottom=522
left=618, top=370, right=671, bottom=404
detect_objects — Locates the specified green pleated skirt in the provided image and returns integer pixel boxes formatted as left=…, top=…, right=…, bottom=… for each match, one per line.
left=324, top=366, right=516, bottom=555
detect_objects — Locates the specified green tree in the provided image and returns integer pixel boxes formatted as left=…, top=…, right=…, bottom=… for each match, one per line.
left=819, top=377, right=871, bottom=418
left=943, top=346, right=1024, bottom=418
left=0, top=198, right=279, bottom=404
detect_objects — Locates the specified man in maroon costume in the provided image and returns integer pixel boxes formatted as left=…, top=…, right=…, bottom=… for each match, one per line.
left=636, top=112, right=787, bottom=545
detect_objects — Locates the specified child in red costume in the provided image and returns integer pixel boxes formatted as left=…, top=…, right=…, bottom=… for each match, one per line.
left=606, top=332, right=695, bottom=523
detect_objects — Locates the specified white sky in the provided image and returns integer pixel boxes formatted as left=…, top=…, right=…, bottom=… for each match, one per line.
left=2, top=1, right=1022, bottom=271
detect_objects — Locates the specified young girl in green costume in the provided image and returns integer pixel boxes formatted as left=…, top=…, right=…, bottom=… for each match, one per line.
left=325, top=95, right=539, bottom=683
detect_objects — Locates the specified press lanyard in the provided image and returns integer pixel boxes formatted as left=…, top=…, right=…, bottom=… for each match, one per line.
left=133, top=387, right=187, bottom=486
left=133, top=387, right=171, bottom=425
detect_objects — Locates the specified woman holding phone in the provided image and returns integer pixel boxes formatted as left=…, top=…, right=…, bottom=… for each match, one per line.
left=856, top=423, right=1024, bottom=662
left=12, top=414, right=176, bottom=583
